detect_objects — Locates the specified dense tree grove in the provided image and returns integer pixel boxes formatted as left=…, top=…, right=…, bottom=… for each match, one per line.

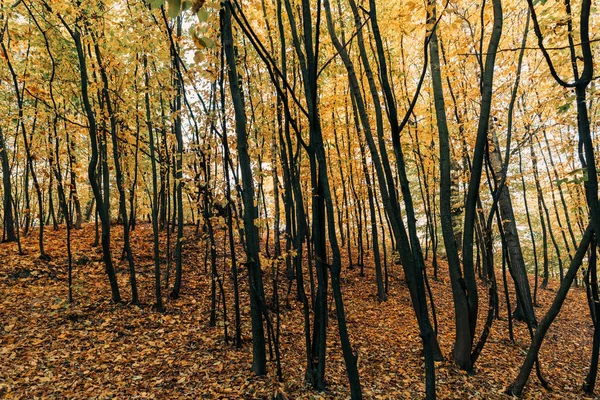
left=1, top=0, right=599, bottom=398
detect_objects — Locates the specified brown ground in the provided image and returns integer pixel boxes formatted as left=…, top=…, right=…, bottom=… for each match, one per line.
left=0, top=224, right=596, bottom=399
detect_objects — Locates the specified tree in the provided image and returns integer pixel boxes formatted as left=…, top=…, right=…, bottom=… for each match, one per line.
left=222, top=2, right=267, bottom=375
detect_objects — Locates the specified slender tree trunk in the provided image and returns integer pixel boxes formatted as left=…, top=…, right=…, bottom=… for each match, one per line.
left=462, top=0, right=503, bottom=347
left=584, top=238, right=600, bottom=393
left=519, top=144, right=539, bottom=305
left=93, top=35, right=139, bottom=304
left=369, top=1, right=442, bottom=392
left=67, top=131, right=83, bottom=229
left=0, top=128, right=16, bottom=243
left=488, top=128, right=535, bottom=326
left=222, top=3, right=267, bottom=375
left=508, top=225, right=593, bottom=396
left=2, top=39, right=48, bottom=260
left=427, top=0, right=471, bottom=370
left=167, top=15, right=185, bottom=299
left=144, top=55, right=164, bottom=313
left=68, top=21, right=121, bottom=303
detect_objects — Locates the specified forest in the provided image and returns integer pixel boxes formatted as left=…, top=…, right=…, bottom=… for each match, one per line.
left=0, top=0, right=598, bottom=398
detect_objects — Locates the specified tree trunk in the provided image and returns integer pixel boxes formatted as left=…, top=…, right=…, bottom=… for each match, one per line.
left=222, top=3, right=267, bottom=375
left=0, top=128, right=16, bottom=243
left=69, top=23, right=121, bottom=303
left=507, top=225, right=593, bottom=396
left=143, top=55, right=164, bottom=313
left=427, top=0, right=471, bottom=370
left=488, top=129, right=536, bottom=326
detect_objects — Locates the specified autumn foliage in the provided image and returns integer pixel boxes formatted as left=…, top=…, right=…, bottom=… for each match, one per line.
left=0, top=0, right=599, bottom=398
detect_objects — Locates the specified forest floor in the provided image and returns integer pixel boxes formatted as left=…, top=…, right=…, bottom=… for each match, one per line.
left=0, top=223, right=596, bottom=399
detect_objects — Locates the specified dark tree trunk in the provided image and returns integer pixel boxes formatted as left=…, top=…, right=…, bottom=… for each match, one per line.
left=461, top=0, right=503, bottom=349
left=68, top=22, right=121, bottom=303
left=510, top=0, right=599, bottom=392
left=1, top=39, right=48, bottom=260
left=368, top=1, right=442, bottom=393
left=508, top=225, right=593, bottom=396
left=0, top=128, right=16, bottom=243
left=222, top=3, right=267, bottom=375
left=489, top=129, right=536, bottom=326
left=93, top=35, right=139, bottom=304
left=164, top=14, right=185, bottom=300
left=143, top=55, right=164, bottom=313
left=67, top=131, right=83, bottom=229
left=427, top=0, right=471, bottom=370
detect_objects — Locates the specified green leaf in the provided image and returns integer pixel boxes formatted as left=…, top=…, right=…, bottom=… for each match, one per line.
left=182, top=0, right=192, bottom=12
left=197, top=8, right=209, bottom=22
left=557, top=102, right=571, bottom=114
left=194, top=50, right=205, bottom=64
left=146, top=0, right=165, bottom=8
left=555, top=177, right=567, bottom=187
left=199, top=37, right=215, bottom=49
left=168, top=0, right=181, bottom=18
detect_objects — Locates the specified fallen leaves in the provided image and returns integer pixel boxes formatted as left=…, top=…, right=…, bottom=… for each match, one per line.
left=0, top=224, right=596, bottom=398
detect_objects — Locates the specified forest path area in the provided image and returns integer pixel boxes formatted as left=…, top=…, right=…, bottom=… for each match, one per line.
left=0, top=224, right=594, bottom=399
